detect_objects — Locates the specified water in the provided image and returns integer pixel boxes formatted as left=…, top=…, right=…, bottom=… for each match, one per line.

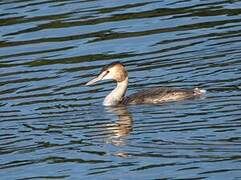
left=1, top=0, right=241, bottom=179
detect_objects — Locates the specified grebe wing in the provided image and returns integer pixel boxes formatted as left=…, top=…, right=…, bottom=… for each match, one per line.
left=121, top=87, right=199, bottom=105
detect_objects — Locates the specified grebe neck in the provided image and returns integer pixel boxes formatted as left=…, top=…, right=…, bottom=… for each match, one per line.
left=103, top=77, right=128, bottom=106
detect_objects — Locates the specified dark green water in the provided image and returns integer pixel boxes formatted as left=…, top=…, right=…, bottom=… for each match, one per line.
left=1, top=0, right=241, bottom=179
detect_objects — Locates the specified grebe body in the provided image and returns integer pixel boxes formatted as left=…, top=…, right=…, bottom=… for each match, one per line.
left=86, top=62, right=205, bottom=106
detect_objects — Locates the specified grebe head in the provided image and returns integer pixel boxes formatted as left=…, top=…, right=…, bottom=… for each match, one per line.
left=86, top=62, right=128, bottom=85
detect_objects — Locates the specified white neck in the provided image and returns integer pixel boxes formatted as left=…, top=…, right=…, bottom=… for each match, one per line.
left=103, top=77, right=128, bottom=106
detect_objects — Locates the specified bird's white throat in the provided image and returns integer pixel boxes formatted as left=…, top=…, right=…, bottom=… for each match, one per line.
left=103, top=77, right=128, bottom=106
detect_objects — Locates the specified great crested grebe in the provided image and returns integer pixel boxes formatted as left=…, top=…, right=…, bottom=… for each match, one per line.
left=86, top=62, right=206, bottom=106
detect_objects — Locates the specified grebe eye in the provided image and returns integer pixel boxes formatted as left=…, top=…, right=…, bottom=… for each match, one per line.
left=106, top=70, right=110, bottom=73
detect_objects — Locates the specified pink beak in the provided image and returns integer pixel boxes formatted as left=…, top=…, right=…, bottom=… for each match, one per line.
left=85, top=71, right=107, bottom=86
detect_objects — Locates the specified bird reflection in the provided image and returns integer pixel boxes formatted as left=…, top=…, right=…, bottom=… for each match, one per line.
left=105, top=106, right=133, bottom=146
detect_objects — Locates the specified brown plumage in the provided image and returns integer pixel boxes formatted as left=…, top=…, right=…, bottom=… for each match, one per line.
left=122, top=87, right=202, bottom=105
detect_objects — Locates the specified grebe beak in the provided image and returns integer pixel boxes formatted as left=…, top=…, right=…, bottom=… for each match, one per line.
left=85, top=71, right=108, bottom=86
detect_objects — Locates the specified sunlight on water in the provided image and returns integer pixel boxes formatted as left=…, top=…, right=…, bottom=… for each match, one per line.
left=0, top=0, right=241, bottom=179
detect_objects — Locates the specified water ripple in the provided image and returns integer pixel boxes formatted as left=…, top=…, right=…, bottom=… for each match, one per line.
left=1, top=0, right=241, bottom=179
